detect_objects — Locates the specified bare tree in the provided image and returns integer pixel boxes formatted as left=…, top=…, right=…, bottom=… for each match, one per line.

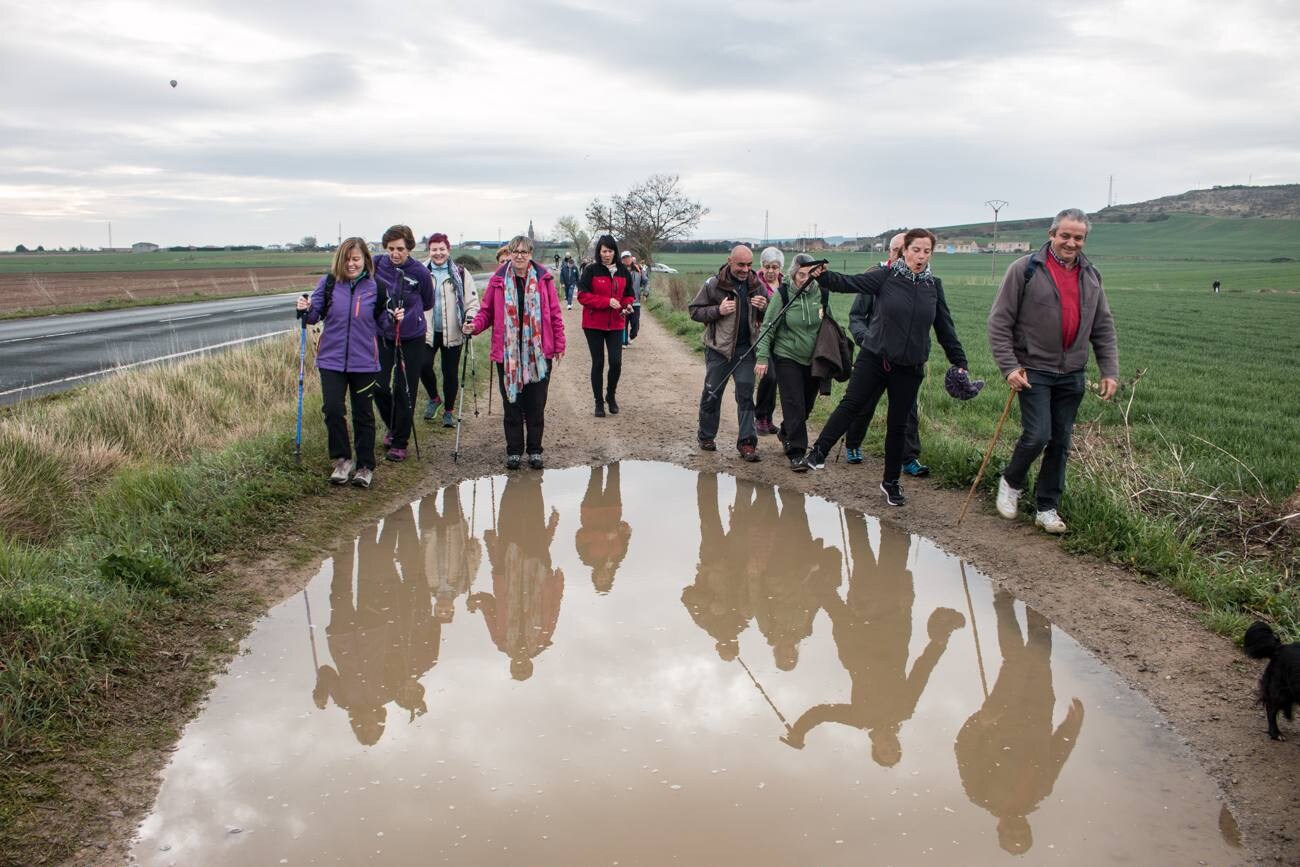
left=585, top=174, right=708, bottom=262
left=553, top=215, right=590, bottom=258
left=301, top=235, right=318, bottom=250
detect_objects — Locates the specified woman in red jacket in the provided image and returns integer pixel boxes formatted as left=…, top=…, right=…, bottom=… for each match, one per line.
left=577, top=234, right=635, bottom=417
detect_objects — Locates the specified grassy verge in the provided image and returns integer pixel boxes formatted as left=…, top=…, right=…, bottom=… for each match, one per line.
left=0, top=333, right=480, bottom=864
left=0, top=288, right=307, bottom=320
left=646, top=278, right=1299, bottom=640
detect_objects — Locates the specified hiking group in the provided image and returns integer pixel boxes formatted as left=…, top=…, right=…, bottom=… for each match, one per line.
left=297, top=207, right=1118, bottom=533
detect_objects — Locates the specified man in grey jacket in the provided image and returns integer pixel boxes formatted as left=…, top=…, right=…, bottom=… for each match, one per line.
left=987, top=208, right=1119, bottom=534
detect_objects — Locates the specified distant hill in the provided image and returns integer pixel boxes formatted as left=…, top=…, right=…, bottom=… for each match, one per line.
left=1094, top=184, right=1300, bottom=222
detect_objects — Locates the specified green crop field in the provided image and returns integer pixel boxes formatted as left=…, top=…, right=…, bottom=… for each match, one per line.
left=0, top=249, right=335, bottom=273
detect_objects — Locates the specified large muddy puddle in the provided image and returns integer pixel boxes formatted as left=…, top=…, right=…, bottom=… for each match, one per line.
left=133, top=461, right=1242, bottom=865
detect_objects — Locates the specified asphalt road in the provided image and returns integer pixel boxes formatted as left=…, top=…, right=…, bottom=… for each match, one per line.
left=0, top=291, right=305, bottom=406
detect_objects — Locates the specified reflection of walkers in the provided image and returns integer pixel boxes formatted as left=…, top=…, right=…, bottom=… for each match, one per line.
left=470, top=474, right=564, bottom=680
left=574, top=464, right=632, bottom=593
left=418, top=483, right=483, bottom=623
left=843, top=233, right=926, bottom=476
left=578, top=236, right=635, bottom=417
left=464, top=236, right=566, bottom=470
left=955, top=591, right=1084, bottom=855
left=681, top=473, right=754, bottom=661
left=749, top=487, right=840, bottom=670
left=313, top=506, right=441, bottom=744
left=420, top=233, right=480, bottom=428
left=783, top=519, right=964, bottom=766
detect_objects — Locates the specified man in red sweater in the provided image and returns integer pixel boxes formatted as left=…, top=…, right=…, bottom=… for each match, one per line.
left=987, top=209, right=1119, bottom=534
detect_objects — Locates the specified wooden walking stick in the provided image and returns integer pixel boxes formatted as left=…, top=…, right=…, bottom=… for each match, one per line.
left=957, top=389, right=1016, bottom=525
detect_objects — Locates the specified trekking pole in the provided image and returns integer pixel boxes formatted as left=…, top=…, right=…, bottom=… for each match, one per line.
left=452, top=336, right=472, bottom=462
left=957, top=389, right=1015, bottom=525
left=705, top=281, right=812, bottom=403
left=295, top=295, right=309, bottom=464
left=959, top=562, right=990, bottom=700
left=303, top=589, right=319, bottom=673
left=393, top=307, right=421, bottom=461
left=468, top=330, right=480, bottom=417
left=487, top=362, right=494, bottom=416
left=736, top=655, right=793, bottom=736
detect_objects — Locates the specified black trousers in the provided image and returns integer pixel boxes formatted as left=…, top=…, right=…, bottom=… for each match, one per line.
left=628, top=305, right=642, bottom=340
left=845, top=394, right=921, bottom=461
left=374, top=337, right=423, bottom=449
left=584, top=328, right=623, bottom=402
left=813, top=351, right=925, bottom=482
left=773, top=356, right=818, bottom=457
left=497, top=364, right=550, bottom=455
left=320, top=369, right=377, bottom=469
left=419, top=332, right=463, bottom=413
left=755, top=362, right=778, bottom=421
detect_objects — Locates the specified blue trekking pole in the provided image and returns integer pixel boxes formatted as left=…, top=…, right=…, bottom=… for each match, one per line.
left=295, top=294, right=309, bottom=464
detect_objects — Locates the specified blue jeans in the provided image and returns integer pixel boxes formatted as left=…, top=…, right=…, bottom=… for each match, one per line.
left=698, top=347, right=757, bottom=448
left=1002, top=369, right=1086, bottom=511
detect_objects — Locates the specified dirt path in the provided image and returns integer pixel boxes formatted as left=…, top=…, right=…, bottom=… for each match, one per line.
left=73, top=302, right=1297, bottom=864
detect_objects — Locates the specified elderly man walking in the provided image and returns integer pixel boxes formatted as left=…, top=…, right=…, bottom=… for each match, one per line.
left=987, top=208, right=1119, bottom=534
left=689, top=245, right=768, bottom=462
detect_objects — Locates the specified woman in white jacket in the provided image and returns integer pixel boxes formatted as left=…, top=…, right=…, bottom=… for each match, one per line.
left=421, top=232, right=481, bottom=426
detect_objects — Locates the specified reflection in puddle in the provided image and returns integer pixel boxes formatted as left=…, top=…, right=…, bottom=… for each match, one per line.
left=134, top=462, right=1244, bottom=866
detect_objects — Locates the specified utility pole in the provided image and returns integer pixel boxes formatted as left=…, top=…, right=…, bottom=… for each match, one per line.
left=985, top=199, right=1008, bottom=282
left=1107, top=175, right=1114, bottom=208
left=338, top=221, right=342, bottom=245
left=107, top=220, right=112, bottom=250
left=763, top=210, right=769, bottom=247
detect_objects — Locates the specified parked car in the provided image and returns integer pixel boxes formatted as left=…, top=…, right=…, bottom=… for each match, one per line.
left=649, top=263, right=678, bottom=274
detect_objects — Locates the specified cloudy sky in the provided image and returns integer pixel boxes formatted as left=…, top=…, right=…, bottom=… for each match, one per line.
left=2, top=0, right=1298, bottom=249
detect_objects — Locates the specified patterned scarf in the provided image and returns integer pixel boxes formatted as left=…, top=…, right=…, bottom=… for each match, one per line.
left=501, top=264, right=548, bottom=402
left=891, top=257, right=935, bottom=285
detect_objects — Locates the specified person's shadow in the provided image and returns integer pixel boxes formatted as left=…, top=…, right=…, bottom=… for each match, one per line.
left=469, top=474, right=564, bottom=681
left=418, top=483, right=483, bottom=624
left=782, top=516, right=965, bottom=767
left=681, top=473, right=756, bottom=662
left=313, top=505, right=441, bottom=744
left=574, top=464, right=632, bottom=594
left=954, top=590, right=1084, bottom=855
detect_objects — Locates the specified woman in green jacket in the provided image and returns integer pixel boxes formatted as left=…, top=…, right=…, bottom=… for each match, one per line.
left=755, top=253, right=825, bottom=471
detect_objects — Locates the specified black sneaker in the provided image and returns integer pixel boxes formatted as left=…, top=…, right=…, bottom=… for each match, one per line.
left=606, top=397, right=620, bottom=414
left=880, top=480, right=906, bottom=507
left=699, top=439, right=717, bottom=452
left=594, top=401, right=606, bottom=418
left=798, top=449, right=826, bottom=471
left=506, top=454, right=522, bottom=470
left=528, top=454, right=544, bottom=470
left=789, top=454, right=808, bottom=473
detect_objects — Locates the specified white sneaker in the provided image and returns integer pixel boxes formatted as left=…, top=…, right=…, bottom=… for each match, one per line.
left=1035, top=509, right=1068, bottom=534
left=995, top=476, right=1020, bottom=519
left=330, top=458, right=354, bottom=485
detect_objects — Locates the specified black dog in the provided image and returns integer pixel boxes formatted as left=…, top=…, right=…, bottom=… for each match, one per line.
left=1244, top=621, right=1300, bottom=740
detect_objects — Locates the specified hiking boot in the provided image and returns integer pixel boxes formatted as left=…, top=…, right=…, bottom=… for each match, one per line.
left=756, top=419, right=777, bottom=436
left=385, top=447, right=407, bottom=462
left=351, top=467, right=373, bottom=488
left=330, top=457, right=354, bottom=485
left=798, top=448, right=826, bottom=471
left=606, top=395, right=620, bottom=415
left=594, top=401, right=606, bottom=418
left=903, top=458, right=930, bottom=477
left=699, top=439, right=717, bottom=452
left=996, top=476, right=1021, bottom=519
left=528, top=453, right=544, bottom=470
left=738, top=444, right=761, bottom=463
left=790, top=454, right=808, bottom=473
left=442, top=410, right=455, bottom=428
left=383, top=431, right=393, bottom=448
left=880, top=480, right=906, bottom=507
left=506, top=454, right=522, bottom=470
left=1035, top=509, right=1068, bottom=534
left=845, top=447, right=863, bottom=464
left=423, top=398, right=439, bottom=420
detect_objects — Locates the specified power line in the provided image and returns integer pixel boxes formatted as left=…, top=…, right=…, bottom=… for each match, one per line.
left=985, top=200, right=1008, bottom=282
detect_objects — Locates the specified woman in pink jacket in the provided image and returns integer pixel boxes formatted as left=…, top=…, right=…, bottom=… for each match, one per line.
left=464, top=235, right=565, bottom=470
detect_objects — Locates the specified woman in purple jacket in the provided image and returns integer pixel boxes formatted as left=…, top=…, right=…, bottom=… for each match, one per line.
left=373, top=224, right=435, bottom=462
left=295, top=237, right=386, bottom=488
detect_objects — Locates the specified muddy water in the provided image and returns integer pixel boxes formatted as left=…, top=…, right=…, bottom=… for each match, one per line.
left=132, top=462, right=1243, bottom=866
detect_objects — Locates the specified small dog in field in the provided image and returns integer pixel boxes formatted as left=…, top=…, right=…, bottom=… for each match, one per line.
left=1244, top=621, right=1300, bottom=741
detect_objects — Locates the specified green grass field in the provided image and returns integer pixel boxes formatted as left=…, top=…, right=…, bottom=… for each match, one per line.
left=0, top=249, right=335, bottom=273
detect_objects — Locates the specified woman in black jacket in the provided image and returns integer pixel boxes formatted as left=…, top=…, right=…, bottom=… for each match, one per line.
left=798, top=229, right=969, bottom=506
